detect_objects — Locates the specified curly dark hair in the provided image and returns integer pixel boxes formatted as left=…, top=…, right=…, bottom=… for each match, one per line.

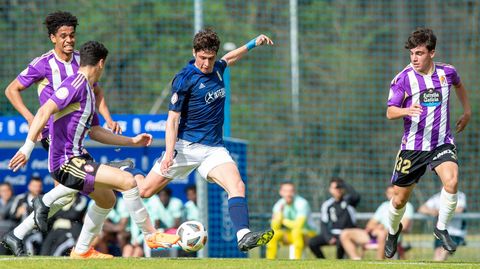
left=44, top=11, right=78, bottom=36
left=79, top=41, right=108, bottom=66
left=405, top=27, right=437, bottom=51
left=193, top=28, right=221, bottom=53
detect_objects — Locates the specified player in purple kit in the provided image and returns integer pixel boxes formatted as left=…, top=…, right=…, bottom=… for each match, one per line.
left=384, top=28, right=471, bottom=258
left=7, top=41, right=179, bottom=259
left=134, top=29, right=274, bottom=252
left=2, top=11, right=124, bottom=256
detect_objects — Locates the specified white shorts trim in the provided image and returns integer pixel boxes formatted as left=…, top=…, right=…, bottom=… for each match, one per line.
left=152, top=139, right=235, bottom=181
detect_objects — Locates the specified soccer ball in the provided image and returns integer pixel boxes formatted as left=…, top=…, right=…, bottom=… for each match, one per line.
left=176, top=220, right=208, bottom=252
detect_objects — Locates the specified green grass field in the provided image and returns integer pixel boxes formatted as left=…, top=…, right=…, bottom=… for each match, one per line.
left=1, top=257, right=479, bottom=269
left=2, top=234, right=480, bottom=269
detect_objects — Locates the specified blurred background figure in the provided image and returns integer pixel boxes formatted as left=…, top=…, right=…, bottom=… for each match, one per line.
left=40, top=193, right=88, bottom=256
left=183, top=185, right=199, bottom=222
left=158, top=188, right=183, bottom=234
left=9, top=174, right=43, bottom=255
left=266, top=182, right=316, bottom=259
left=418, top=190, right=467, bottom=261
left=0, top=182, right=16, bottom=255
left=309, top=177, right=360, bottom=259
left=340, top=185, right=414, bottom=260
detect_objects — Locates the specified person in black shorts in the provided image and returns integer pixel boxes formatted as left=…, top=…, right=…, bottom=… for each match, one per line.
left=384, top=27, right=471, bottom=258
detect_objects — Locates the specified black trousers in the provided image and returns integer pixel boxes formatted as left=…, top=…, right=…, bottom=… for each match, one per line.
left=308, top=232, right=345, bottom=259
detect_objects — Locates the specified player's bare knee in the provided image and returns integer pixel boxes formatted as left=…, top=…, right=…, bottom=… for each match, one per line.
left=392, top=197, right=407, bottom=209
left=119, top=172, right=137, bottom=191
left=443, top=180, right=458, bottom=193
left=94, top=193, right=116, bottom=209
left=234, top=180, right=245, bottom=195
left=442, top=174, right=458, bottom=193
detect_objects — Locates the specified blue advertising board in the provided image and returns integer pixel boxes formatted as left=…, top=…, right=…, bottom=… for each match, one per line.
left=0, top=114, right=167, bottom=141
left=0, top=114, right=247, bottom=257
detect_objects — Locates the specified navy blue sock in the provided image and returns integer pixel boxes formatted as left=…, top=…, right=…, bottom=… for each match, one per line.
left=124, top=168, right=146, bottom=177
left=228, top=196, right=250, bottom=233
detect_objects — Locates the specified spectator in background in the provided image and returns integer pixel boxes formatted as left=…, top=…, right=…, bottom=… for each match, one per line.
left=0, top=182, right=16, bottom=230
left=158, top=188, right=183, bottom=233
left=309, top=177, right=360, bottom=259
left=340, top=185, right=414, bottom=260
left=40, top=193, right=88, bottom=256
left=178, top=185, right=200, bottom=258
left=266, top=182, right=317, bottom=259
left=0, top=182, right=16, bottom=255
left=183, top=185, right=199, bottom=222
left=9, top=174, right=43, bottom=255
left=418, top=190, right=467, bottom=261
left=0, top=183, right=15, bottom=216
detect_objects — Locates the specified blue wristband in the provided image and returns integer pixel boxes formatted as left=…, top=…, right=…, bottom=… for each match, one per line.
left=246, top=38, right=256, bottom=51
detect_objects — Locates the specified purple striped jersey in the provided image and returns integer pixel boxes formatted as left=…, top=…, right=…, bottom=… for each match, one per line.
left=47, top=72, right=99, bottom=172
left=17, top=50, right=81, bottom=139
left=387, top=62, right=461, bottom=151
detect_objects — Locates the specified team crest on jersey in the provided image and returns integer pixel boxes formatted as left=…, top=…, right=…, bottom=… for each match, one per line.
left=439, top=75, right=448, bottom=87
left=420, top=88, right=442, bottom=107
left=55, top=87, right=69, bottom=100
left=171, top=93, right=178, bottom=104
left=84, top=164, right=94, bottom=173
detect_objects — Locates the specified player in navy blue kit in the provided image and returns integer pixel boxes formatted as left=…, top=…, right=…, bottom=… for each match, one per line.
left=137, top=28, right=274, bottom=251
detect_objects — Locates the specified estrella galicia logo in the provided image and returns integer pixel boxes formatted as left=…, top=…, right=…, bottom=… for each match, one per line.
left=420, top=88, right=442, bottom=107
left=205, top=88, right=226, bottom=104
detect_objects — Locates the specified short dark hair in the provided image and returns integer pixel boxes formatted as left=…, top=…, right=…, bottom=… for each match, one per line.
left=79, top=41, right=108, bottom=67
left=30, top=174, right=42, bottom=183
left=0, top=182, right=13, bottom=192
left=44, top=11, right=78, bottom=37
left=405, top=27, right=437, bottom=51
left=193, top=28, right=220, bottom=53
left=160, top=187, right=172, bottom=197
left=185, top=185, right=196, bottom=193
left=329, top=177, right=345, bottom=189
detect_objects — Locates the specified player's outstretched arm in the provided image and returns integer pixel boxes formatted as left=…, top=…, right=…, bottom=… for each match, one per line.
left=454, top=82, right=471, bottom=133
left=93, top=85, right=122, bottom=134
left=5, top=78, right=35, bottom=126
left=221, top=34, right=274, bottom=67
left=89, top=126, right=152, bottom=147
left=8, top=100, right=59, bottom=172
left=418, top=204, right=438, bottom=217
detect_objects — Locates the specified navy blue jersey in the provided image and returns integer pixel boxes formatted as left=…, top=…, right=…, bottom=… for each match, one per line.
left=169, top=59, right=228, bottom=146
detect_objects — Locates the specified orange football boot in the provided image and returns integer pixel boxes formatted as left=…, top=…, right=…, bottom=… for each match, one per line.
left=146, top=232, right=180, bottom=249
left=70, top=247, right=114, bottom=259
